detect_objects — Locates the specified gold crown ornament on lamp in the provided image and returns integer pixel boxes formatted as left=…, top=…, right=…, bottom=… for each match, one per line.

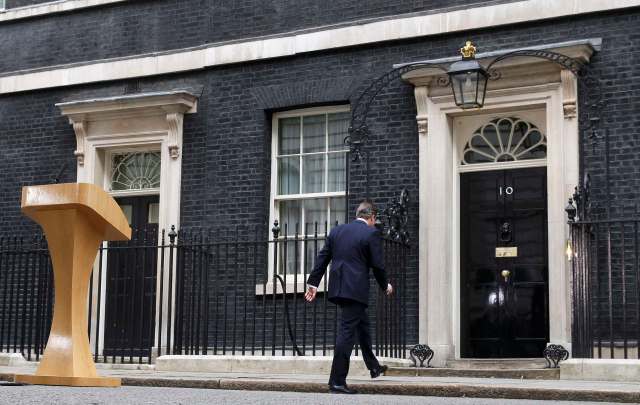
left=460, top=41, right=477, bottom=59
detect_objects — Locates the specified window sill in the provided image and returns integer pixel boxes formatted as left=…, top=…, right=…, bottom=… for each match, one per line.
left=255, top=279, right=327, bottom=296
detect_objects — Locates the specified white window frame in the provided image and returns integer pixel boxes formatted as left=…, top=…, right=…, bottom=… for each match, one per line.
left=0, top=1, right=5, bottom=11
left=259, top=105, right=350, bottom=294
left=456, top=113, right=548, bottom=174
left=458, top=116, right=547, bottom=173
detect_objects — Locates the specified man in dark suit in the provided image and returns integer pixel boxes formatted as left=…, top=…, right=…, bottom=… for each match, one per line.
left=305, top=201, right=393, bottom=394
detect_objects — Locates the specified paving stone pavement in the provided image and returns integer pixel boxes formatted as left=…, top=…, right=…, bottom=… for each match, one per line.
left=0, top=386, right=628, bottom=405
left=2, top=364, right=640, bottom=403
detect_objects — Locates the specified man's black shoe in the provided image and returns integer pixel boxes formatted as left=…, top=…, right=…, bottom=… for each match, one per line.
left=370, top=365, right=388, bottom=378
left=329, top=384, right=357, bottom=394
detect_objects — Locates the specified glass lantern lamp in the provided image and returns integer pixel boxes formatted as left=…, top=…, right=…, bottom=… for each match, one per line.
left=447, top=41, right=489, bottom=109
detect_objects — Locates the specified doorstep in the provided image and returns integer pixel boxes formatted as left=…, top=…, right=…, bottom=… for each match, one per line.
left=386, top=367, right=559, bottom=380
left=388, top=358, right=557, bottom=380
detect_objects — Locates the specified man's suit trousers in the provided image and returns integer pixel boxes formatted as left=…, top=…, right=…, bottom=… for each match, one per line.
left=329, top=299, right=380, bottom=386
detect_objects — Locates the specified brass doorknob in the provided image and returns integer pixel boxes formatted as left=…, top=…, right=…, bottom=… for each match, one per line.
left=501, top=269, right=511, bottom=280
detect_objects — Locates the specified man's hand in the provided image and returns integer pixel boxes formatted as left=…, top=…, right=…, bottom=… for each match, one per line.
left=385, top=283, right=393, bottom=296
left=305, top=286, right=317, bottom=302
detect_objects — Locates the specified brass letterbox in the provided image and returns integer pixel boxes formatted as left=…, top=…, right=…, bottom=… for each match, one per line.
left=495, top=246, right=518, bottom=258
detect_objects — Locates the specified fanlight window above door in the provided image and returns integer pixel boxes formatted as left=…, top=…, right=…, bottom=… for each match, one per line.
left=461, top=117, right=546, bottom=165
left=110, top=151, right=161, bottom=191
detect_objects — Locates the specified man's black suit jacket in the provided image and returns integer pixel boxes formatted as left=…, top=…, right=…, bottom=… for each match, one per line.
left=306, top=219, right=388, bottom=305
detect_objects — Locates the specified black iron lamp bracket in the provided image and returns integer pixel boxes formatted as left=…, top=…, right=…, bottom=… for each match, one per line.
left=566, top=173, right=592, bottom=223
left=484, top=48, right=585, bottom=76
left=375, top=188, right=411, bottom=245
left=347, top=62, right=449, bottom=162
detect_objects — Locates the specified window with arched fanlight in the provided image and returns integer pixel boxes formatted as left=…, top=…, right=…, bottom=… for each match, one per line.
left=461, top=117, right=546, bottom=166
left=110, top=151, right=161, bottom=192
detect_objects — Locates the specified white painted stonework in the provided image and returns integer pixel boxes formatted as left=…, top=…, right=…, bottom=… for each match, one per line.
left=0, top=1, right=635, bottom=94
left=57, top=90, right=198, bottom=352
left=561, top=359, right=640, bottom=382
left=0, top=353, right=26, bottom=366
left=0, top=0, right=126, bottom=22
left=403, top=40, right=594, bottom=366
left=156, top=355, right=411, bottom=376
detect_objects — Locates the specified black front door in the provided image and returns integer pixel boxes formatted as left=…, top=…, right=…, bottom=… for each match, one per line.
left=460, top=167, right=549, bottom=358
left=104, top=195, right=159, bottom=358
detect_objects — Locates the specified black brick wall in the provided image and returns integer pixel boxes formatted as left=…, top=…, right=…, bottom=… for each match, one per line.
left=0, top=8, right=639, bottom=348
left=0, top=0, right=518, bottom=73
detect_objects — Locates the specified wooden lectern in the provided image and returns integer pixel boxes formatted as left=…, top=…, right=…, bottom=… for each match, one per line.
left=14, top=183, right=131, bottom=387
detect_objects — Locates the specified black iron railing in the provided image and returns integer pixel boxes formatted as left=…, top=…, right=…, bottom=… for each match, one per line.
left=0, top=236, right=52, bottom=362
left=0, top=223, right=409, bottom=364
left=570, top=218, right=640, bottom=359
left=172, top=224, right=407, bottom=359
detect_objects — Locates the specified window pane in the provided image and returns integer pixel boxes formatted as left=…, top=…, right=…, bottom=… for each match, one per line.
left=302, top=155, right=325, bottom=193
left=278, top=200, right=302, bottom=275
left=461, top=117, right=546, bottom=165
left=330, top=197, right=346, bottom=227
left=303, top=220, right=324, bottom=236
left=148, top=203, right=159, bottom=224
left=481, top=124, right=500, bottom=153
left=278, top=240, right=300, bottom=276
left=302, top=114, right=326, bottom=153
left=111, top=151, right=161, bottom=191
left=278, top=117, right=300, bottom=155
left=328, top=111, right=350, bottom=151
left=119, top=204, right=133, bottom=225
left=278, top=157, right=300, bottom=195
left=304, top=198, right=328, bottom=233
left=279, top=200, right=301, bottom=236
left=327, top=152, right=346, bottom=192
left=305, top=239, right=319, bottom=276
left=303, top=220, right=329, bottom=275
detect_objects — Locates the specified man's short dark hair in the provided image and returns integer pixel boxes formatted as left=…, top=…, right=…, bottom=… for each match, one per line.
left=356, top=201, right=376, bottom=219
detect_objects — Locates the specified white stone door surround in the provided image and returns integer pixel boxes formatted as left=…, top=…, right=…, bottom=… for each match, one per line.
left=402, top=39, right=598, bottom=366
left=57, top=90, right=198, bottom=353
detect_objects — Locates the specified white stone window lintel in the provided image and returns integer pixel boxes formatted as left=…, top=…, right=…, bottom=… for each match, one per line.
left=58, top=91, right=197, bottom=166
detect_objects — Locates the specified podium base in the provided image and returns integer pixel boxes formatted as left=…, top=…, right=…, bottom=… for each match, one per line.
left=13, top=374, right=121, bottom=387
